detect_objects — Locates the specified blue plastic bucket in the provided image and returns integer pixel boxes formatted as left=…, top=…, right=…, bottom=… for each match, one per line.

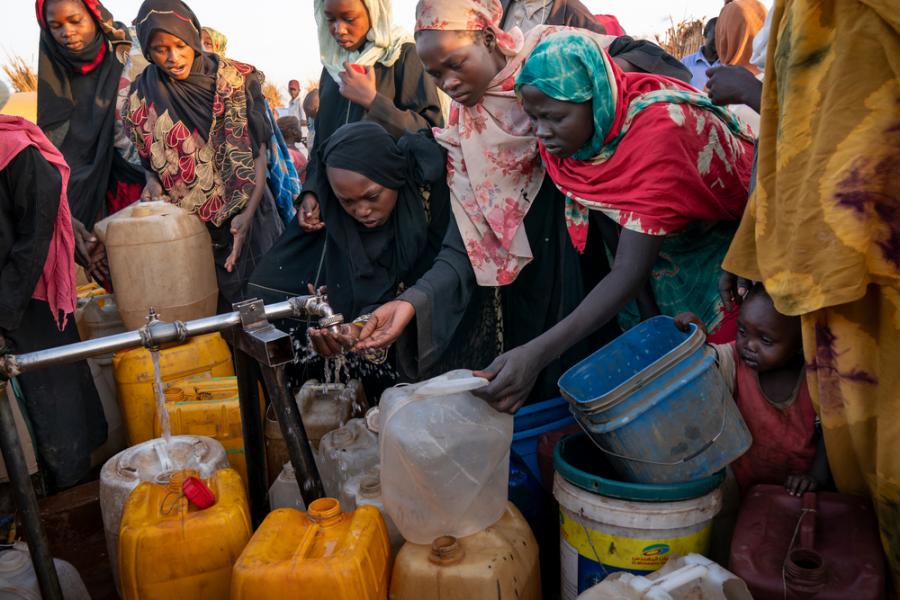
left=512, top=397, right=574, bottom=483
left=559, top=316, right=751, bottom=484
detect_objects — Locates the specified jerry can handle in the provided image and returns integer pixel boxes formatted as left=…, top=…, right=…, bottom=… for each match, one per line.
left=799, top=492, right=817, bottom=549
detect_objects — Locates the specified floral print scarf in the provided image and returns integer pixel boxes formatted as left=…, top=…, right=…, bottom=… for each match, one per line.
left=124, top=57, right=260, bottom=226
left=416, top=0, right=612, bottom=285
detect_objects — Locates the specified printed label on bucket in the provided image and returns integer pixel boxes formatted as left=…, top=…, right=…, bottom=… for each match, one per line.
left=559, top=511, right=711, bottom=596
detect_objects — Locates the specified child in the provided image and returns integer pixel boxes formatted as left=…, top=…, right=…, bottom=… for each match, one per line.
left=676, top=283, right=829, bottom=496
left=276, top=116, right=308, bottom=183
left=302, top=89, right=320, bottom=151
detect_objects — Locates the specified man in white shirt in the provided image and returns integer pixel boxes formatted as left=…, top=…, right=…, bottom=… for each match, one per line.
left=286, top=79, right=305, bottom=124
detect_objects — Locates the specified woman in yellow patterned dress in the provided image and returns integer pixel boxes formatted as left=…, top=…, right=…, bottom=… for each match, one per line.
left=721, top=0, right=900, bottom=580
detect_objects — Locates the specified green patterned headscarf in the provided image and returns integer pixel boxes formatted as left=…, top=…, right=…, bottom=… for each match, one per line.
left=516, top=31, right=748, bottom=161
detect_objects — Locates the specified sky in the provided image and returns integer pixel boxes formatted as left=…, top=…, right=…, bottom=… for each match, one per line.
left=2, top=0, right=725, bottom=99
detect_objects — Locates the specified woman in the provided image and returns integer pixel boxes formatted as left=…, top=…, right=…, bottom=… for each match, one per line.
left=0, top=84, right=107, bottom=490
left=249, top=0, right=443, bottom=314
left=463, top=30, right=755, bottom=409
left=302, top=122, right=487, bottom=379
left=354, top=0, right=621, bottom=405
left=123, top=0, right=283, bottom=310
left=722, top=0, right=899, bottom=581
left=201, top=26, right=227, bottom=57
left=36, top=0, right=145, bottom=228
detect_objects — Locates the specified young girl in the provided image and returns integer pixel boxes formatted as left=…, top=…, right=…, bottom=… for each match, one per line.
left=676, top=284, right=829, bottom=496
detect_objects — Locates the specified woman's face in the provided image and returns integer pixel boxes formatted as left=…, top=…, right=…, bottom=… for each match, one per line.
left=326, top=165, right=399, bottom=228
left=519, top=85, right=594, bottom=158
left=45, top=0, right=98, bottom=52
left=148, top=31, right=196, bottom=81
left=323, top=0, right=371, bottom=53
left=416, top=30, right=506, bottom=107
left=201, top=30, right=214, bottom=53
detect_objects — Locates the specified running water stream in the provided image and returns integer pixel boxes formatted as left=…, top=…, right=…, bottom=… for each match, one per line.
left=150, top=349, right=172, bottom=443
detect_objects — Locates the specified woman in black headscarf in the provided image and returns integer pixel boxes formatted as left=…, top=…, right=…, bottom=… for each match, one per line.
left=36, top=0, right=145, bottom=230
left=123, top=0, right=283, bottom=309
left=282, top=122, right=493, bottom=383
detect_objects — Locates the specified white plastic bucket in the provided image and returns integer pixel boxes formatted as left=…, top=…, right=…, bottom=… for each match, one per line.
left=554, top=473, right=723, bottom=600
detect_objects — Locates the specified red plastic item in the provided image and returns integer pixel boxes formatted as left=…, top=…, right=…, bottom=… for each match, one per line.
left=182, top=476, right=217, bottom=510
left=349, top=64, right=366, bottom=74
left=730, top=485, right=885, bottom=599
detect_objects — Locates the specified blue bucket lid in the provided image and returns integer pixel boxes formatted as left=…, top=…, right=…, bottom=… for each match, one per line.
left=553, top=433, right=724, bottom=502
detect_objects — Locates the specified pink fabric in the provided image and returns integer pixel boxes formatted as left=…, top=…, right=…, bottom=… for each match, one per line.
left=414, top=8, right=613, bottom=285
left=594, top=14, right=625, bottom=36
left=415, top=0, right=524, bottom=57
left=0, top=116, right=76, bottom=330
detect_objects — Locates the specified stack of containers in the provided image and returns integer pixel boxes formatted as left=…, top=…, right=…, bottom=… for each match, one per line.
left=553, top=316, right=752, bottom=599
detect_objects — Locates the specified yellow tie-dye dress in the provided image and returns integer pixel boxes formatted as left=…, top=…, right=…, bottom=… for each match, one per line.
left=722, top=0, right=900, bottom=581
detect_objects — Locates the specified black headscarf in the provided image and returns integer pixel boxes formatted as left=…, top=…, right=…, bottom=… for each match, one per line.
left=37, top=0, right=132, bottom=227
left=317, top=122, right=447, bottom=319
left=132, top=0, right=217, bottom=139
left=608, top=36, right=693, bottom=83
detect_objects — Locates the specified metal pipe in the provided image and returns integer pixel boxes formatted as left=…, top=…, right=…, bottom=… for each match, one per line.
left=0, top=395, right=62, bottom=599
left=0, top=296, right=340, bottom=379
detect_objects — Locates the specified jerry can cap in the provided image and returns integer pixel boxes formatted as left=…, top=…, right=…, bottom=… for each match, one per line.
left=182, top=476, right=216, bottom=509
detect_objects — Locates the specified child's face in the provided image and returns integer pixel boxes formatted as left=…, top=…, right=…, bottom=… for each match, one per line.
left=735, top=294, right=802, bottom=373
left=326, top=165, right=398, bottom=228
left=416, top=29, right=505, bottom=107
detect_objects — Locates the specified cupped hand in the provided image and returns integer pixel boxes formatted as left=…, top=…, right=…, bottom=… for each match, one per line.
left=297, top=192, right=324, bottom=232
left=473, top=345, right=544, bottom=414
left=309, top=324, right=360, bottom=358
left=352, top=300, right=415, bottom=351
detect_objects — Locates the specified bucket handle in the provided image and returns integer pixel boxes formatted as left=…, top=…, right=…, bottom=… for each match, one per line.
left=575, top=385, right=730, bottom=466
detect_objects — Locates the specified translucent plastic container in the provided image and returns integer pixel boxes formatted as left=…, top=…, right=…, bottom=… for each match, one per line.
left=577, top=554, right=752, bottom=599
left=380, top=370, right=513, bottom=544
left=318, top=417, right=379, bottom=501
left=113, top=333, right=234, bottom=445
left=99, top=436, right=229, bottom=592
left=118, top=468, right=251, bottom=599
left=268, top=462, right=305, bottom=511
left=345, top=470, right=404, bottom=554
left=390, top=503, right=540, bottom=600
left=0, top=544, right=91, bottom=600
left=94, top=200, right=218, bottom=330
left=231, top=499, right=390, bottom=600
left=296, top=379, right=367, bottom=450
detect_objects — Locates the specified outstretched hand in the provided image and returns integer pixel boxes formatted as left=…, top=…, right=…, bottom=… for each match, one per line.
left=705, top=65, right=763, bottom=112
left=674, top=312, right=708, bottom=335
left=473, top=345, right=543, bottom=415
left=352, top=300, right=415, bottom=351
left=718, top=270, right=753, bottom=312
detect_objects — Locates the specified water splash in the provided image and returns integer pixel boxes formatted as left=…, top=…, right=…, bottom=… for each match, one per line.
left=150, top=349, right=172, bottom=443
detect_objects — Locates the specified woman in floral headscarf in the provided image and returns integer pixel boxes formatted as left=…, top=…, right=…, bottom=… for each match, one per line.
left=123, top=0, right=283, bottom=309
left=355, top=0, right=622, bottom=405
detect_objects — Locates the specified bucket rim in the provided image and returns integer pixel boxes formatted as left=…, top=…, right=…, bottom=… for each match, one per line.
left=559, top=316, right=705, bottom=413
left=553, top=433, right=725, bottom=502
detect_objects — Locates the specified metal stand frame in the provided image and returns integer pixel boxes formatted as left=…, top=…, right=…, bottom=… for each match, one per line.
left=0, top=296, right=341, bottom=598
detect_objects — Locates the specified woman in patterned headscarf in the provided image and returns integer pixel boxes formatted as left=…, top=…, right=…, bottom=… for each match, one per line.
left=36, top=0, right=146, bottom=228
left=123, top=0, right=283, bottom=309
left=354, top=0, right=622, bottom=407
left=201, top=26, right=227, bottom=57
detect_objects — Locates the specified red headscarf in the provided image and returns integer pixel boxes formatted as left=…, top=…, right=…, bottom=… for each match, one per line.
left=0, top=116, right=77, bottom=329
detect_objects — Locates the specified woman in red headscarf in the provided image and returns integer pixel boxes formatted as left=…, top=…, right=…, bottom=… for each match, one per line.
left=36, top=0, right=146, bottom=230
left=0, top=83, right=107, bottom=490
